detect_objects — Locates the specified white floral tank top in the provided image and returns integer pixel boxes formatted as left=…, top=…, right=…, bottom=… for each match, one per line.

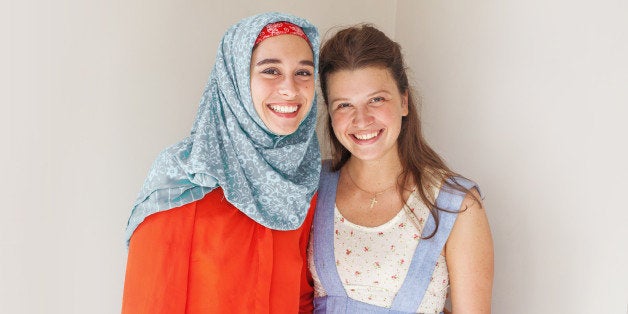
left=308, top=190, right=449, bottom=313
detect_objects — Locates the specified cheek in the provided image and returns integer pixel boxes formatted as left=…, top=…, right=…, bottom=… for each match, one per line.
left=250, top=79, right=271, bottom=103
left=250, top=84, right=267, bottom=115
left=331, top=119, right=345, bottom=140
left=330, top=113, right=349, bottom=131
left=381, top=107, right=402, bottom=123
left=251, top=78, right=267, bottom=95
left=299, top=81, right=315, bottom=99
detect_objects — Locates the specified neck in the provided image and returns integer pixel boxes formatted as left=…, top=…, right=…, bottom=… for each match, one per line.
left=344, top=155, right=404, bottom=191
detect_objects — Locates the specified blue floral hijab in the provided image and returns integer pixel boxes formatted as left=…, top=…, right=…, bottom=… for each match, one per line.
left=125, top=12, right=321, bottom=244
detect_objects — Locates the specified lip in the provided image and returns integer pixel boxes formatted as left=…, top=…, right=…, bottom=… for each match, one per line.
left=350, top=129, right=383, bottom=144
left=266, top=103, right=301, bottom=118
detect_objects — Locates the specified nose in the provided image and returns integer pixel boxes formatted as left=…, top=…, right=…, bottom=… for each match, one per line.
left=278, top=76, right=297, bottom=98
left=352, top=105, right=374, bottom=127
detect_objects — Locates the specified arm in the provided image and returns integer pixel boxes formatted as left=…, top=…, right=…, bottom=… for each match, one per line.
left=445, top=189, right=494, bottom=313
left=121, top=204, right=196, bottom=314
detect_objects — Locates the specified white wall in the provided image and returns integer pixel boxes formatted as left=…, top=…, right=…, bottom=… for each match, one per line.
left=4, top=0, right=627, bottom=313
left=396, top=1, right=628, bottom=313
left=0, top=1, right=395, bottom=313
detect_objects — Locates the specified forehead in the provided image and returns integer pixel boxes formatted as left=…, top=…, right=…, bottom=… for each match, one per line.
left=327, top=66, right=396, bottom=95
left=251, top=35, right=313, bottom=62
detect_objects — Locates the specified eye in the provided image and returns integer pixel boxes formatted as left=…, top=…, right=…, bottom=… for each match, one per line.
left=261, top=68, right=280, bottom=76
left=336, top=102, right=351, bottom=109
left=369, top=96, right=386, bottom=104
left=295, top=69, right=313, bottom=77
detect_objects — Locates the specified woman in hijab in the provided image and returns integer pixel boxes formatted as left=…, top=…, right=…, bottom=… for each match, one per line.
left=122, top=12, right=320, bottom=313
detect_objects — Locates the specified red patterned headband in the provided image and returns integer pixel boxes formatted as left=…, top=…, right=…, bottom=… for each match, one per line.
left=254, top=21, right=310, bottom=46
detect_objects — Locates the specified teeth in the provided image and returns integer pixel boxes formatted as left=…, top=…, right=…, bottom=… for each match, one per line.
left=269, top=105, right=298, bottom=113
left=354, top=131, right=379, bottom=140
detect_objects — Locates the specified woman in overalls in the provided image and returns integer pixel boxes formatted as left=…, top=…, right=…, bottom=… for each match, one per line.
left=309, top=25, right=494, bottom=313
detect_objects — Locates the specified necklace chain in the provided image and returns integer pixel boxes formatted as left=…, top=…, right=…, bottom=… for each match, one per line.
left=345, top=168, right=396, bottom=209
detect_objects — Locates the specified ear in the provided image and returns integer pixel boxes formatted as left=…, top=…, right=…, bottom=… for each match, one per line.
left=401, top=90, right=409, bottom=116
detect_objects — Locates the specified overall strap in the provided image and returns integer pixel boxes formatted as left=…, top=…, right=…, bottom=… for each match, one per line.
left=391, top=177, right=479, bottom=312
left=312, top=161, right=347, bottom=297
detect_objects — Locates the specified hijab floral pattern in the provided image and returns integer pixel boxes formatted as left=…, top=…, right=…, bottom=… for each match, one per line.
left=125, top=12, right=321, bottom=244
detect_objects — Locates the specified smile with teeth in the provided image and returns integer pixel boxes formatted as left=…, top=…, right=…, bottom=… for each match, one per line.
left=353, top=130, right=380, bottom=140
left=269, top=104, right=299, bottom=113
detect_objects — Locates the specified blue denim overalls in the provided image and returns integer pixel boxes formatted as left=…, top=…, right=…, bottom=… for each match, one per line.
left=312, top=162, right=478, bottom=313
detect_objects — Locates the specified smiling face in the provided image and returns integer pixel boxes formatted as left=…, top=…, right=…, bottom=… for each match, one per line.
left=250, top=34, right=315, bottom=135
left=327, top=66, right=409, bottom=162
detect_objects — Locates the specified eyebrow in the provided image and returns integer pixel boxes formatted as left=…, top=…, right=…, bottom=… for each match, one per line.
left=254, top=58, right=314, bottom=67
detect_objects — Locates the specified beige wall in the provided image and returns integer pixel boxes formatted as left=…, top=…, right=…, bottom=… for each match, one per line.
left=2, top=0, right=627, bottom=313
left=396, top=0, right=628, bottom=313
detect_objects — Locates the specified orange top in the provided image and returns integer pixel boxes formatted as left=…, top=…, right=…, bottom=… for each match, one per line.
left=121, top=188, right=316, bottom=313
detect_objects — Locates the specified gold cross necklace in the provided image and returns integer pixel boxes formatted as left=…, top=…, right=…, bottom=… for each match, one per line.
left=345, top=168, right=396, bottom=209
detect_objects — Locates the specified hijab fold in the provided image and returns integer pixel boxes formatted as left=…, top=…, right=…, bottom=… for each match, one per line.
left=125, top=12, right=321, bottom=244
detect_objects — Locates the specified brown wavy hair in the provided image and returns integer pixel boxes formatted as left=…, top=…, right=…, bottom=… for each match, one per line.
left=319, top=24, right=473, bottom=238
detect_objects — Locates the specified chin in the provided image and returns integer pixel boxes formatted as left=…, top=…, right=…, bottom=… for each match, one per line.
left=270, top=126, right=299, bottom=135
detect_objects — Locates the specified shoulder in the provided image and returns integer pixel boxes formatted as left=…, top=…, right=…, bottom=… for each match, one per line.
left=460, top=187, right=482, bottom=213
left=448, top=176, right=483, bottom=215
left=196, top=187, right=229, bottom=206
left=134, top=189, right=225, bottom=238
left=432, top=175, right=482, bottom=213
left=129, top=200, right=200, bottom=250
left=446, top=180, right=491, bottom=250
left=448, top=176, right=481, bottom=197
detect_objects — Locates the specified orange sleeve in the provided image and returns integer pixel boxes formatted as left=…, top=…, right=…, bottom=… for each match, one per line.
left=121, top=203, right=197, bottom=314
left=299, top=194, right=317, bottom=314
